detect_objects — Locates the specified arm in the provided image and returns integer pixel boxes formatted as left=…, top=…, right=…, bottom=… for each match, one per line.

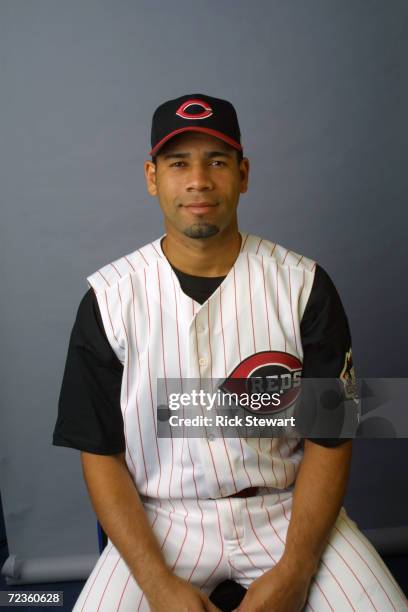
left=280, top=439, right=352, bottom=576
left=237, top=440, right=352, bottom=612
left=80, top=451, right=170, bottom=600
left=81, top=451, right=219, bottom=612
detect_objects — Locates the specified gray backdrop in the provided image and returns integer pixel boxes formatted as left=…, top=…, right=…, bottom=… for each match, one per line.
left=1, top=0, right=407, bottom=575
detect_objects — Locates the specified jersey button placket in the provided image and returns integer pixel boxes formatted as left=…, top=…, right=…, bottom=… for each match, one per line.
left=189, top=313, right=217, bottom=497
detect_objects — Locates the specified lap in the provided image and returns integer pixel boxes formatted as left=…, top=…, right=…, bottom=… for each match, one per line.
left=73, top=494, right=407, bottom=611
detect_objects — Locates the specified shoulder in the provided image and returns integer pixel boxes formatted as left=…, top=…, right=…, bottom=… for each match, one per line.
left=241, top=232, right=316, bottom=272
left=86, top=235, right=165, bottom=293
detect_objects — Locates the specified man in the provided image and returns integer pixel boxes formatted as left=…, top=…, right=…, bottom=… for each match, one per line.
left=53, top=94, right=407, bottom=611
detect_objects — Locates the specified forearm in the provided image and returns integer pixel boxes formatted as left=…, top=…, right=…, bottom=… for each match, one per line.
left=80, top=451, right=170, bottom=598
left=280, top=439, right=352, bottom=578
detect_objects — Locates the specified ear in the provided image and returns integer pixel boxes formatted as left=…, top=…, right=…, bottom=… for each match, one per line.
left=239, top=157, right=250, bottom=194
left=144, top=160, right=158, bottom=196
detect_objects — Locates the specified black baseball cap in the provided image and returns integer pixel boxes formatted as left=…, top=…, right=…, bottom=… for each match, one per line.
left=150, top=93, right=242, bottom=157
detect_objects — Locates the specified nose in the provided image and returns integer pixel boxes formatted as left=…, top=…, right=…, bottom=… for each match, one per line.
left=185, top=162, right=214, bottom=192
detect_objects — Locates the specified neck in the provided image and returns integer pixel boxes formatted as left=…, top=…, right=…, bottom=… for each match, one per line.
left=161, top=225, right=242, bottom=277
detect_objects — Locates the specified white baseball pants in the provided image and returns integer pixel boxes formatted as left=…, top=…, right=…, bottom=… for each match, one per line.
left=73, top=489, right=407, bottom=611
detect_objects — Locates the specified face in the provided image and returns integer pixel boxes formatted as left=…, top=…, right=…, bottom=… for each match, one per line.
left=144, top=132, right=249, bottom=240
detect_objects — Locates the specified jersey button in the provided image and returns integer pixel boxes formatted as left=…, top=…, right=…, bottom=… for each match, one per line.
left=198, top=357, right=207, bottom=367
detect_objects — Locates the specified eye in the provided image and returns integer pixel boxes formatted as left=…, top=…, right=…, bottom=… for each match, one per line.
left=211, top=159, right=226, bottom=167
left=170, top=161, right=186, bottom=168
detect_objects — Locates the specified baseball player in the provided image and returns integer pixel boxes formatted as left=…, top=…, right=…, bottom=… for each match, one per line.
left=53, top=94, right=407, bottom=611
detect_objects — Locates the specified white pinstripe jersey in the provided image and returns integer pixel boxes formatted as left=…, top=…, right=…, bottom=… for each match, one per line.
left=87, top=232, right=316, bottom=500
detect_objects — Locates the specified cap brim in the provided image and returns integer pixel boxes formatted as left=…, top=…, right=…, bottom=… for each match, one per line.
left=150, top=126, right=242, bottom=157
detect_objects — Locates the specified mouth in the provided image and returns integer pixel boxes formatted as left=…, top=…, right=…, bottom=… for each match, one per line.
left=182, top=202, right=219, bottom=214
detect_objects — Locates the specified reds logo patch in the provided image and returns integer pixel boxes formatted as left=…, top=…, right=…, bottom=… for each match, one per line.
left=219, top=351, right=302, bottom=415
left=176, top=99, right=213, bottom=120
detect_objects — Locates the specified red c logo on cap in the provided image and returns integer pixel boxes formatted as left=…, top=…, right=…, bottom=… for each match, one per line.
left=176, top=99, right=213, bottom=120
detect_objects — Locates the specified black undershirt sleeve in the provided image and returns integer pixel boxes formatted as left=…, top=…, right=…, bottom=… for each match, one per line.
left=300, top=264, right=354, bottom=447
left=52, top=290, right=126, bottom=454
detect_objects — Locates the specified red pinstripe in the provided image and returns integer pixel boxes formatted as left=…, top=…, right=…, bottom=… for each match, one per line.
left=79, top=543, right=115, bottom=611
left=338, top=516, right=405, bottom=609
left=220, top=282, right=252, bottom=492
left=110, top=262, right=122, bottom=278
left=154, top=265, right=180, bottom=561
left=103, top=291, right=121, bottom=358
left=255, top=237, right=263, bottom=254
left=296, top=254, right=304, bottom=267
left=168, top=277, right=204, bottom=578
left=282, top=249, right=290, bottom=264
left=288, top=268, right=299, bottom=353
left=157, top=262, right=175, bottom=499
left=194, top=316, right=222, bottom=493
left=185, top=500, right=205, bottom=583
left=246, top=254, right=256, bottom=353
left=298, top=269, right=306, bottom=319
left=137, top=249, right=149, bottom=265
left=263, top=495, right=337, bottom=612
left=171, top=275, right=188, bottom=498
left=117, top=284, right=137, bottom=478
left=226, top=498, right=263, bottom=571
left=135, top=509, right=164, bottom=611
left=129, top=276, right=149, bottom=494
left=237, top=437, right=254, bottom=487
left=143, top=269, right=162, bottom=497
left=334, top=521, right=398, bottom=611
left=277, top=503, right=359, bottom=611
left=283, top=438, right=297, bottom=485
left=320, top=557, right=356, bottom=611
left=207, top=300, right=238, bottom=492
left=276, top=442, right=289, bottom=489
left=97, top=269, right=111, bottom=287
left=308, top=574, right=335, bottom=612
left=241, top=233, right=249, bottom=252
left=233, top=267, right=242, bottom=362
left=115, top=571, right=132, bottom=611
left=206, top=302, right=214, bottom=387
left=326, top=542, right=377, bottom=610
left=159, top=500, right=177, bottom=555
left=244, top=497, right=278, bottom=564
left=277, top=490, right=291, bottom=523
left=124, top=255, right=136, bottom=272
left=268, top=440, right=281, bottom=490
left=228, top=557, right=252, bottom=582
left=218, top=286, right=227, bottom=376
left=261, top=256, right=272, bottom=350
left=260, top=495, right=285, bottom=546
left=270, top=243, right=277, bottom=257
left=151, top=242, right=161, bottom=257
left=169, top=505, right=189, bottom=574
left=199, top=500, right=225, bottom=589
left=255, top=441, right=268, bottom=488
left=96, top=557, right=121, bottom=611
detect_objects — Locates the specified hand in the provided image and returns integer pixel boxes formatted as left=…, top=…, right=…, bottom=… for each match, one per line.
left=235, top=560, right=312, bottom=612
left=146, top=573, right=221, bottom=612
